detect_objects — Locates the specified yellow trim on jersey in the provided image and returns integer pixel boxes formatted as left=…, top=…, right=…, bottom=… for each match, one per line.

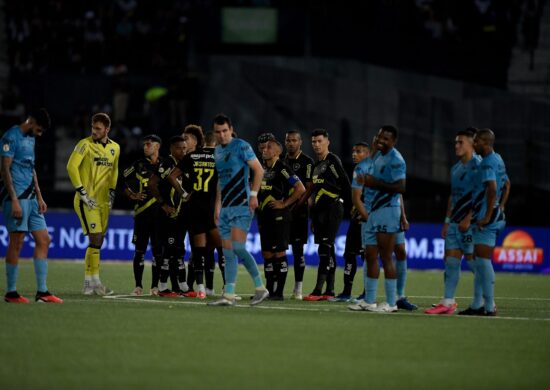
left=134, top=198, right=157, bottom=216
left=260, top=195, right=275, bottom=211
left=314, top=188, right=338, bottom=204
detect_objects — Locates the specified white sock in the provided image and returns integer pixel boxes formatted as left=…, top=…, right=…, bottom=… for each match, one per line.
left=159, top=282, right=168, bottom=291
left=198, top=284, right=205, bottom=293
left=179, top=282, right=189, bottom=292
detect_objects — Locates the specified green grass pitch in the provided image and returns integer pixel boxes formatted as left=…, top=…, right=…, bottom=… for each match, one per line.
left=1, top=259, right=550, bottom=389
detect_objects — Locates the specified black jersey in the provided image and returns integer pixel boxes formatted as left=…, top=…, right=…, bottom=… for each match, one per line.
left=283, top=151, right=313, bottom=186
left=311, top=152, right=350, bottom=207
left=155, top=155, right=183, bottom=212
left=123, top=156, right=162, bottom=216
left=258, top=159, right=301, bottom=212
left=177, top=147, right=217, bottom=207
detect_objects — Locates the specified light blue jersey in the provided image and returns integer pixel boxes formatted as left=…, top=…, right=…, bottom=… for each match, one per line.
left=472, top=151, right=508, bottom=224
left=351, top=157, right=376, bottom=212
left=215, top=138, right=257, bottom=208
left=370, top=148, right=406, bottom=212
left=0, top=126, right=36, bottom=203
left=449, top=155, right=481, bottom=223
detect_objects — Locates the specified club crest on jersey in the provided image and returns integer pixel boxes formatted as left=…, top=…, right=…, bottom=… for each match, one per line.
left=110, top=149, right=115, bottom=156
left=91, top=223, right=96, bottom=229
left=293, top=163, right=300, bottom=171
left=2, top=143, right=9, bottom=152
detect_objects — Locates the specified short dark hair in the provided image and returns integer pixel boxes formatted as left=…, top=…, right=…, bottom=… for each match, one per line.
left=184, top=124, right=204, bottom=147
left=380, top=125, right=398, bottom=139
left=92, top=113, right=111, bottom=129
left=204, top=131, right=216, bottom=146
left=142, top=134, right=162, bottom=144
left=213, top=113, right=232, bottom=128
left=286, top=130, right=302, bottom=139
left=29, top=108, right=51, bottom=130
left=457, top=127, right=477, bottom=137
left=311, top=128, right=329, bottom=138
left=257, top=132, right=276, bottom=144
left=354, top=141, right=369, bottom=148
left=170, top=135, right=184, bottom=145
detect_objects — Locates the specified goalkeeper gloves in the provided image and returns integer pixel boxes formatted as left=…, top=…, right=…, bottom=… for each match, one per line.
left=76, top=186, right=97, bottom=209
left=109, top=188, right=116, bottom=209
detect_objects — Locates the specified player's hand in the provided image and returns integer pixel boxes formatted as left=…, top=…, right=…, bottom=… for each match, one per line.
left=109, top=188, right=116, bottom=209
left=38, top=198, right=48, bottom=214
left=161, top=204, right=176, bottom=217
left=441, top=223, right=449, bottom=238
left=458, top=219, right=470, bottom=233
left=76, top=187, right=97, bottom=209
left=130, top=191, right=147, bottom=201
left=363, top=175, right=376, bottom=187
left=476, top=217, right=490, bottom=231
left=400, top=216, right=410, bottom=231
left=269, top=199, right=286, bottom=209
left=11, top=199, right=23, bottom=219
left=249, top=195, right=259, bottom=212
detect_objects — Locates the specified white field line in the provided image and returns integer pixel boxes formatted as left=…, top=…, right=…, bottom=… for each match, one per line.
left=102, top=295, right=550, bottom=322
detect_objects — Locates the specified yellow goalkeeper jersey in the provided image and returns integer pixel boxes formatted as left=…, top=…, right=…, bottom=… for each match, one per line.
left=67, top=136, right=120, bottom=205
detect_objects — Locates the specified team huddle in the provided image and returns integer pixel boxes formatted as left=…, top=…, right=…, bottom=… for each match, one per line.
left=1, top=111, right=510, bottom=315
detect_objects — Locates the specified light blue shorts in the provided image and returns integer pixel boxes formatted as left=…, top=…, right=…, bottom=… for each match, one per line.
left=365, top=207, right=401, bottom=234
left=362, top=222, right=405, bottom=247
left=2, top=199, right=48, bottom=233
left=445, top=223, right=474, bottom=254
left=219, top=206, right=253, bottom=240
left=473, top=220, right=506, bottom=247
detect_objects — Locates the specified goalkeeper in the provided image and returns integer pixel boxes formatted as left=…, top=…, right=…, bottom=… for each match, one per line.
left=66, top=113, right=120, bottom=296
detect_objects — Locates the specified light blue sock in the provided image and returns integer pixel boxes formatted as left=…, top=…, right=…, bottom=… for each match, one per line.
left=395, top=260, right=407, bottom=297
left=385, top=278, right=397, bottom=306
left=469, top=259, right=484, bottom=309
left=365, top=277, right=378, bottom=304
left=6, top=263, right=19, bottom=292
left=223, top=248, right=237, bottom=295
left=443, top=257, right=461, bottom=300
left=233, top=241, right=263, bottom=288
left=477, top=257, right=495, bottom=312
left=34, top=258, right=48, bottom=292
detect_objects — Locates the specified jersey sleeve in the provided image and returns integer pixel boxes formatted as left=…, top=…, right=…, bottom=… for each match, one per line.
left=481, top=160, right=496, bottom=183
left=304, top=157, right=313, bottom=183
left=66, top=139, right=87, bottom=188
left=177, top=156, right=194, bottom=192
left=390, top=156, right=406, bottom=182
left=239, top=140, right=257, bottom=162
left=351, top=163, right=365, bottom=190
left=109, top=145, right=120, bottom=190
left=281, top=165, right=301, bottom=187
left=123, top=161, right=138, bottom=190
left=331, top=154, right=351, bottom=190
left=0, top=130, right=17, bottom=158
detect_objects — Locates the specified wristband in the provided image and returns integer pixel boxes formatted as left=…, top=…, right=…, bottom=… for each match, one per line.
left=444, top=216, right=451, bottom=224
left=249, top=190, right=258, bottom=197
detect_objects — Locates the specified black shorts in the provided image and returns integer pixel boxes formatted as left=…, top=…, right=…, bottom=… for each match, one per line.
left=289, top=204, right=309, bottom=245
left=156, top=209, right=188, bottom=252
left=187, top=199, right=217, bottom=236
left=311, top=200, right=344, bottom=245
left=344, top=218, right=362, bottom=255
left=258, top=209, right=290, bottom=253
left=132, top=206, right=161, bottom=254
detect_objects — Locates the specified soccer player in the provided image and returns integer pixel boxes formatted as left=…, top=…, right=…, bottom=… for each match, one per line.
left=283, top=130, right=314, bottom=300
left=258, top=138, right=305, bottom=299
left=460, top=128, right=510, bottom=316
left=330, top=142, right=369, bottom=302
left=67, top=113, right=120, bottom=296
left=123, top=134, right=163, bottom=296
left=356, top=126, right=406, bottom=312
left=168, top=124, right=219, bottom=299
left=303, top=129, right=350, bottom=301
left=425, top=128, right=481, bottom=315
left=1, top=108, right=62, bottom=303
left=148, top=135, right=189, bottom=297
left=208, top=113, right=269, bottom=306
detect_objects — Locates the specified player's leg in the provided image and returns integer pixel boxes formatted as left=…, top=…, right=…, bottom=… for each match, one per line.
left=4, top=231, right=27, bottom=303
left=290, top=210, right=307, bottom=299
left=150, top=223, right=162, bottom=295
left=263, top=251, right=276, bottom=296
left=334, top=219, right=361, bottom=301
left=376, top=231, right=398, bottom=312
left=273, top=251, right=289, bottom=299
left=394, top=232, right=417, bottom=310
left=190, top=232, right=208, bottom=298
left=273, top=213, right=291, bottom=299
left=131, top=213, right=148, bottom=295
left=157, top=217, right=179, bottom=297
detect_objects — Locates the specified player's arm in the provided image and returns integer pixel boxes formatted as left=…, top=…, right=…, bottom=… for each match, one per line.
left=123, top=163, right=146, bottom=201
left=400, top=194, right=409, bottom=231
left=1, top=156, right=22, bottom=218
left=167, top=166, right=192, bottom=200
left=108, top=147, right=120, bottom=208
left=247, top=158, right=264, bottom=211
left=67, top=141, right=96, bottom=208
left=441, top=195, right=452, bottom=238
left=33, top=169, right=47, bottom=214
left=215, top=182, right=221, bottom=226
left=352, top=187, right=368, bottom=221
left=478, top=180, right=497, bottom=228
left=499, top=179, right=511, bottom=212
left=269, top=175, right=305, bottom=210
left=364, top=176, right=406, bottom=194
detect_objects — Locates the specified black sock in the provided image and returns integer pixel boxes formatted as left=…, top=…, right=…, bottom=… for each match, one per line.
left=264, top=259, right=275, bottom=295
left=169, top=257, right=179, bottom=291
left=151, top=255, right=161, bottom=288
left=133, top=250, right=145, bottom=288
left=275, top=256, right=289, bottom=297
left=325, top=247, right=336, bottom=295
left=343, top=252, right=357, bottom=296
left=193, top=247, right=206, bottom=286
left=292, top=244, right=305, bottom=282
left=313, top=244, right=331, bottom=294
left=217, top=247, right=226, bottom=285
left=160, top=257, right=170, bottom=286
left=186, top=257, right=195, bottom=290
left=205, top=250, right=215, bottom=290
